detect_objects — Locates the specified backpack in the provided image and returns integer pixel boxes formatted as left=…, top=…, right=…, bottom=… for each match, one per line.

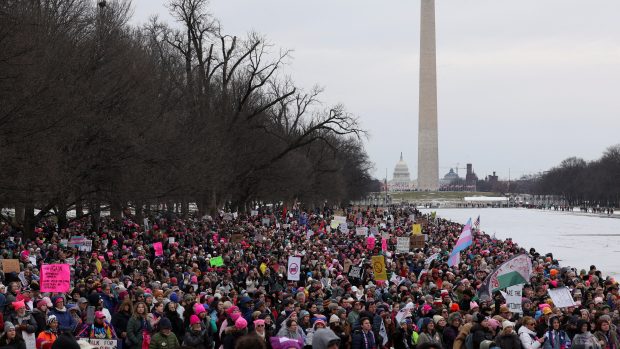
left=465, top=333, right=474, bottom=349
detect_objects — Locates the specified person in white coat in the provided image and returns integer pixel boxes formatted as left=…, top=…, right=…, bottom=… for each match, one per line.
left=519, top=317, right=545, bottom=349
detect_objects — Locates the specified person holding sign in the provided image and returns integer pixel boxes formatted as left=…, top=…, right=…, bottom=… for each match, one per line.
left=0, top=322, right=27, bottom=349
left=35, top=316, right=58, bottom=349
left=7, top=301, right=37, bottom=336
left=77, top=311, right=117, bottom=339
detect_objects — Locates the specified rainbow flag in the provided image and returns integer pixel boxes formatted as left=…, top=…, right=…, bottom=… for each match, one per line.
left=448, top=218, right=472, bottom=267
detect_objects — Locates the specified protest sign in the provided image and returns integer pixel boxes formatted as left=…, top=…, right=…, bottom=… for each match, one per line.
left=381, top=238, right=387, bottom=251
left=503, top=284, right=524, bottom=314
left=261, top=218, right=270, bottom=226
left=209, top=256, right=224, bottom=267
left=60, top=239, right=68, bottom=247
left=343, top=260, right=352, bottom=273
left=348, top=266, right=363, bottom=279
left=548, top=287, right=577, bottom=308
left=410, top=235, right=425, bottom=249
left=424, top=253, right=440, bottom=268
left=88, top=339, right=118, bottom=349
left=251, top=210, right=258, bottom=217
left=79, top=239, right=92, bottom=252
left=366, top=236, right=376, bottom=250
left=381, top=232, right=390, bottom=239
left=412, top=224, right=422, bottom=235
left=2, top=259, right=20, bottom=274
left=28, top=256, right=37, bottom=266
left=339, top=223, right=349, bottom=234
left=356, top=227, right=368, bottom=236
left=168, top=237, right=175, bottom=244
left=153, top=242, right=163, bottom=256
left=231, top=233, right=244, bottom=243
left=70, top=236, right=85, bottom=247
left=396, top=237, right=410, bottom=253
left=22, top=331, right=35, bottom=349
left=371, top=255, right=387, bottom=281
left=40, top=264, right=71, bottom=292
left=370, top=226, right=379, bottom=235
left=287, top=256, right=301, bottom=281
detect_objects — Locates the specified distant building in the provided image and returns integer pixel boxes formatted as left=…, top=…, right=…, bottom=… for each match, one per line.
left=388, top=153, right=415, bottom=191
left=465, top=163, right=478, bottom=185
left=440, top=168, right=460, bottom=187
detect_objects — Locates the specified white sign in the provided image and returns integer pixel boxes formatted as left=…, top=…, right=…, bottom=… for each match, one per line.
left=424, top=253, right=440, bottom=268
left=88, top=339, right=118, bottom=349
left=168, top=237, right=175, bottom=244
left=28, top=256, right=37, bottom=266
left=355, top=227, right=368, bottom=236
left=381, top=232, right=390, bottom=239
left=60, top=239, right=68, bottom=247
left=287, top=256, right=301, bottom=281
left=261, top=218, right=270, bottom=226
left=79, top=239, right=92, bottom=252
left=348, top=266, right=363, bottom=279
left=143, top=218, right=149, bottom=228
left=339, top=223, right=349, bottom=233
left=548, top=287, right=577, bottom=308
left=396, top=237, right=410, bottom=253
left=251, top=210, right=258, bottom=217
left=22, top=331, right=35, bottom=349
left=504, top=284, right=524, bottom=314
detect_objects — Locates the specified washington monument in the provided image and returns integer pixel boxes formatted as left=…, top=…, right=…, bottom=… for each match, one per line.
left=417, top=0, right=439, bottom=190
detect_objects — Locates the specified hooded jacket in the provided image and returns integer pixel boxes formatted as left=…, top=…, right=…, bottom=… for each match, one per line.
left=519, top=324, right=542, bottom=349
left=49, top=307, right=77, bottom=333
left=312, top=328, right=340, bottom=349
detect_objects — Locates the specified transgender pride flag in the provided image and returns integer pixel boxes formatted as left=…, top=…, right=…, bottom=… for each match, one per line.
left=448, top=218, right=473, bottom=267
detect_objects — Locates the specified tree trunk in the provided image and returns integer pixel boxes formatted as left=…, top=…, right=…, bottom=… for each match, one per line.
left=134, top=200, right=144, bottom=226
left=90, top=201, right=101, bottom=232
left=57, top=207, right=68, bottom=232
left=181, top=198, right=189, bottom=219
left=22, top=203, right=35, bottom=240
left=110, top=200, right=123, bottom=220
left=75, top=199, right=84, bottom=218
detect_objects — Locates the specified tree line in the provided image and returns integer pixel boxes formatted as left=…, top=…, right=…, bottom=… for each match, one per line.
left=0, top=0, right=378, bottom=237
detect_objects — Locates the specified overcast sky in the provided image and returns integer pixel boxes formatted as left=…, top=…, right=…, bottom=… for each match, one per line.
left=130, top=0, right=620, bottom=181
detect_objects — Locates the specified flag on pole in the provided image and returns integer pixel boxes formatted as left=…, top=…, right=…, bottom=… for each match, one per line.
left=477, top=254, right=532, bottom=300
left=448, top=218, right=472, bottom=267
left=474, top=215, right=480, bottom=229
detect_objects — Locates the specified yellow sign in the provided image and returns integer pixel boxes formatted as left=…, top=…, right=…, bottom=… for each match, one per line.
left=412, top=224, right=422, bottom=235
left=259, top=263, right=267, bottom=274
left=371, top=255, right=387, bottom=281
left=95, top=260, right=102, bottom=273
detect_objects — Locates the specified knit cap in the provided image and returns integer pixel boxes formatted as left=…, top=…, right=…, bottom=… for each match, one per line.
left=235, top=317, right=247, bottom=330
left=189, top=315, right=201, bottom=326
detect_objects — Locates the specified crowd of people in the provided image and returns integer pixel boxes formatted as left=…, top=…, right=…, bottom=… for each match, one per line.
left=0, top=205, right=619, bottom=349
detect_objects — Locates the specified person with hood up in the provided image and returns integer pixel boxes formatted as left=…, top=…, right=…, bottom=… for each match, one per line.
left=542, top=316, right=570, bottom=349
left=311, top=321, right=340, bottom=349
left=149, top=318, right=179, bottom=349
left=7, top=301, right=37, bottom=335
left=182, top=315, right=212, bottom=349
left=221, top=317, right=247, bottom=349
left=416, top=318, right=443, bottom=348
left=494, top=321, right=521, bottom=349
left=49, top=298, right=77, bottom=334
left=571, top=320, right=601, bottom=349
left=470, top=314, right=493, bottom=349
left=35, top=315, right=58, bottom=349
left=305, top=316, right=328, bottom=348
left=519, top=316, right=545, bottom=349
left=0, top=321, right=26, bottom=349
left=276, top=317, right=305, bottom=341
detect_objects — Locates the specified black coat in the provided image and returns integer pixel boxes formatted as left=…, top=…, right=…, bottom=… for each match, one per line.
left=0, top=335, right=26, bottom=349
left=495, top=332, right=522, bottom=349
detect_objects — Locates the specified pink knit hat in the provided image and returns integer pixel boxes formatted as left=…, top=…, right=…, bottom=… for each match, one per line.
left=194, top=304, right=206, bottom=314
left=190, top=315, right=201, bottom=325
left=235, top=317, right=247, bottom=330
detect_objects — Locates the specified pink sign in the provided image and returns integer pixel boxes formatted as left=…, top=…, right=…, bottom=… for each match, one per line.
left=153, top=242, right=163, bottom=256
left=367, top=236, right=376, bottom=250
left=40, top=264, right=70, bottom=292
left=381, top=238, right=387, bottom=252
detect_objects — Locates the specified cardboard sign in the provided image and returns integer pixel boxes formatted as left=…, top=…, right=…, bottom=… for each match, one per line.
left=371, top=255, right=387, bottom=281
left=153, top=242, right=163, bottom=256
left=343, top=260, right=353, bottom=273
left=287, top=256, right=301, bottom=281
left=88, top=339, right=118, bottom=349
left=231, top=233, right=244, bottom=243
left=548, top=287, right=577, bottom=308
left=40, top=264, right=71, bottom=292
left=410, top=235, right=425, bottom=249
left=79, top=239, right=92, bottom=252
left=396, top=237, right=410, bottom=253
left=348, top=266, right=364, bottom=279
left=2, top=259, right=20, bottom=273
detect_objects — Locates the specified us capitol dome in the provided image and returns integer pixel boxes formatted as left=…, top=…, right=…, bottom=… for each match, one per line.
left=388, top=153, right=415, bottom=191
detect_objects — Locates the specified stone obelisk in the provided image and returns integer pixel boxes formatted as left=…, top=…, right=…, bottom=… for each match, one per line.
left=417, top=0, right=439, bottom=191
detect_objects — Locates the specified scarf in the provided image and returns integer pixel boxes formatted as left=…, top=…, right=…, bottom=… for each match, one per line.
left=362, top=330, right=376, bottom=349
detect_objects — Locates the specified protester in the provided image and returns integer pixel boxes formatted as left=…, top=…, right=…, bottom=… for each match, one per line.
left=36, top=316, right=58, bottom=349
left=149, top=318, right=179, bottom=349
left=0, top=322, right=26, bottom=349
left=77, top=311, right=116, bottom=339
left=126, top=302, right=152, bottom=349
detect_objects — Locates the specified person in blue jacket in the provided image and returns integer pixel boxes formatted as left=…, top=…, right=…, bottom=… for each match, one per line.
left=49, top=297, right=77, bottom=334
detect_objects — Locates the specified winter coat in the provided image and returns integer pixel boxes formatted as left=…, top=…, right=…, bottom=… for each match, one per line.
left=0, top=334, right=27, bottom=349
left=49, top=307, right=77, bottom=333
left=221, top=327, right=246, bottom=349
left=495, top=332, right=522, bottom=349
left=182, top=329, right=211, bottom=349
left=7, top=313, right=38, bottom=334
left=453, top=322, right=472, bottom=349
left=31, top=309, right=47, bottom=336
left=392, top=327, right=412, bottom=349
left=594, top=330, right=620, bottom=349
left=35, top=330, right=57, bottom=349
left=442, top=325, right=459, bottom=349
left=542, top=329, right=569, bottom=349
left=126, top=317, right=152, bottom=349
left=417, top=331, right=443, bottom=348
left=164, top=313, right=184, bottom=341
left=471, top=323, right=493, bottom=349
left=351, top=329, right=375, bottom=349
left=519, top=325, right=543, bottom=349
left=149, top=332, right=180, bottom=349
left=111, top=310, right=131, bottom=338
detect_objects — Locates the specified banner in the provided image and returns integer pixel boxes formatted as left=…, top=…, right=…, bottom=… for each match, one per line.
left=287, top=256, right=301, bottom=281
left=548, top=287, right=577, bottom=308
left=396, top=237, right=410, bottom=253
left=40, top=264, right=71, bottom=292
left=478, top=254, right=532, bottom=299
left=153, top=242, right=163, bottom=256
left=395, top=302, right=415, bottom=324
left=209, top=256, right=224, bottom=267
left=503, top=284, right=524, bottom=314
left=371, top=255, right=387, bottom=281
left=2, top=259, right=20, bottom=273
